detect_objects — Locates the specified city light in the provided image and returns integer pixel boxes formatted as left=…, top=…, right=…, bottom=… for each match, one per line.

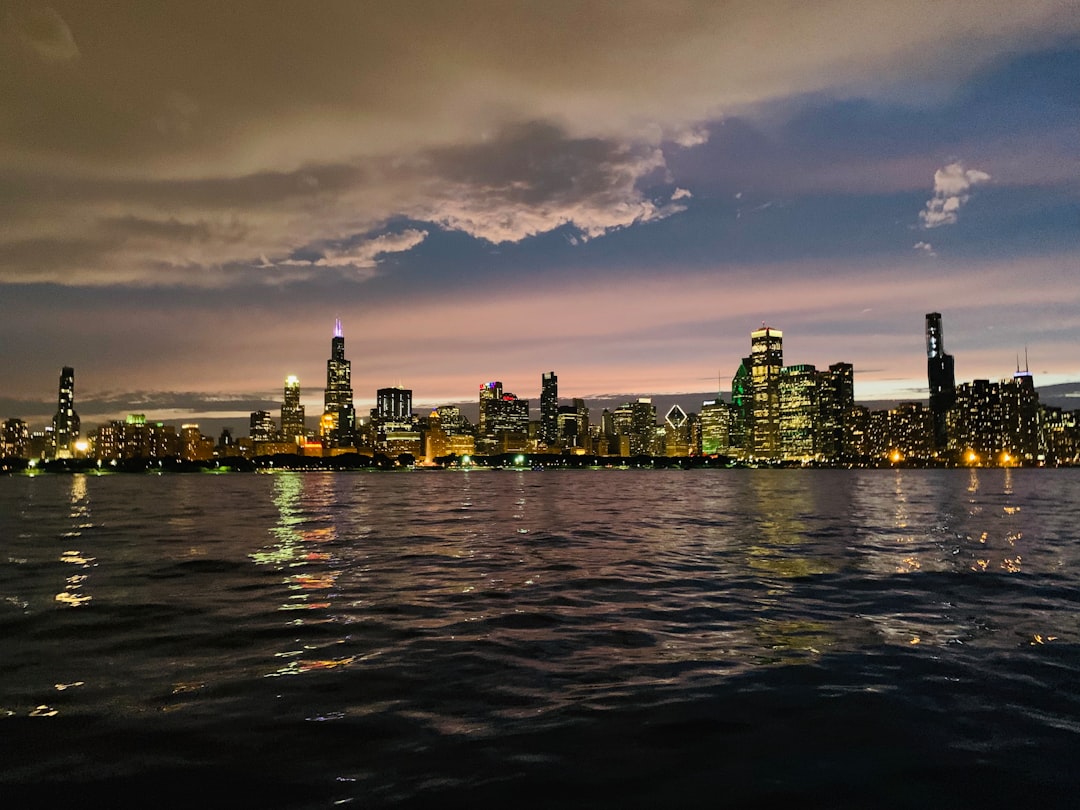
left=3, top=314, right=1077, bottom=469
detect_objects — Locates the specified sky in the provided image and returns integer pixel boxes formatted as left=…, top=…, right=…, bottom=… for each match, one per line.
left=2, top=1, right=1079, bottom=427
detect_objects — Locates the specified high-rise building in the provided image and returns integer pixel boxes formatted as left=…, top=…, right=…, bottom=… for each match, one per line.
left=92, top=414, right=178, bottom=461
left=478, top=381, right=502, bottom=435
left=376, top=387, right=413, bottom=424
left=750, top=326, right=783, bottom=459
left=612, top=398, right=656, bottom=456
left=281, top=376, right=305, bottom=442
left=322, top=319, right=356, bottom=447
left=51, top=366, right=80, bottom=458
left=818, top=362, right=854, bottom=461
left=664, top=404, right=690, bottom=457
left=250, top=410, right=277, bottom=442
left=2, top=418, right=30, bottom=459
left=779, top=363, right=818, bottom=459
left=180, top=424, right=216, bottom=462
left=730, top=359, right=752, bottom=456
left=540, top=371, right=558, bottom=447
left=926, top=313, right=956, bottom=453
left=700, top=399, right=731, bottom=456
left=1004, top=364, right=1040, bottom=461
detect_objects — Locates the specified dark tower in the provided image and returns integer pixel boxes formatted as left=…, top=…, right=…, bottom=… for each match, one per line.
left=51, top=366, right=80, bottom=457
left=540, top=371, right=558, bottom=447
left=322, top=319, right=356, bottom=447
left=926, top=312, right=956, bottom=452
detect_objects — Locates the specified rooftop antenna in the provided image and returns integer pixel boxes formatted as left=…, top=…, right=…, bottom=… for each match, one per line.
left=334, top=317, right=343, bottom=338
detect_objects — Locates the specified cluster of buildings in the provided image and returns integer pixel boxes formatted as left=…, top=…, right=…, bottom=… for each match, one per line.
left=3, top=314, right=1079, bottom=467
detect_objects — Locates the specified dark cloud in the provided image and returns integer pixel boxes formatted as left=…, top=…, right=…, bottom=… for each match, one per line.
left=2, top=2, right=1079, bottom=414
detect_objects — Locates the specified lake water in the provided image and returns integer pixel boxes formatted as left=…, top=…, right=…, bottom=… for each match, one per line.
left=2, top=468, right=1079, bottom=808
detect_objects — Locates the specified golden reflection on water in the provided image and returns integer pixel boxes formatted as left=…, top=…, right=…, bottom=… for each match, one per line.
left=56, top=475, right=94, bottom=608
left=252, top=473, right=364, bottom=677
left=742, top=472, right=835, bottom=580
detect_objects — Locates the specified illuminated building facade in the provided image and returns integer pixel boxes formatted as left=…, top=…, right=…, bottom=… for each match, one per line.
left=556, top=398, right=589, bottom=451
left=180, top=424, right=216, bottom=462
left=729, top=359, right=752, bottom=456
left=281, top=376, right=305, bottom=443
left=93, top=414, right=178, bottom=460
left=322, top=319, right=356, bottom=448
left=51, top=366, right=80, bottom=458
left=249, top=410, right=276, bottom=442
left=886, top=403, right=934, bottom=459
left=478, top=381, right=502, bottom=436
left=481, top=391, right=530, bottom=452
left=699, top=399, right=731, bottom=455
left=926, top=312, right=956, bottom=452
left=778, top=363, right=818, bottom=459
left=612, top=398, right=656, bottom=456
left=2, top=418, right=29, bottom=458
left=1004, top=366, right=1040, bottom=461
left=373, top=387, right=419, bottom=456
left=540, top=371, right=558, bottom=447
left=664, top=404, right=690, bottom=457
left=818, top=362, right=854, bottom=461
left=750, top=326, right=783, bottom=459
left=375, top=387, right=413, bottom=424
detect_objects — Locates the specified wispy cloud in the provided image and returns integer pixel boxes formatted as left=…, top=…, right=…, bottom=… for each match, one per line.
left=919, top=162, right=991, bottom=228
left=9, top=5, right=80, bottom=62
left=913, top=241, right=936, bottom=257
left=278, top=229, right=429, bottom=271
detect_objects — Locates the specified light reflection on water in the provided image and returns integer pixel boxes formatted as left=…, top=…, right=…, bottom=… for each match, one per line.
left=1, top=469, right=1078, bottom=716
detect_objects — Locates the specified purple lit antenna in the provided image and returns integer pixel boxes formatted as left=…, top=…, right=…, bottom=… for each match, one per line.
left=334, top=318, right=343, bottom=338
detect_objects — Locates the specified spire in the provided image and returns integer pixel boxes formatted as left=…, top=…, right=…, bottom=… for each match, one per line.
left=334, top=317, right=343, bottom=338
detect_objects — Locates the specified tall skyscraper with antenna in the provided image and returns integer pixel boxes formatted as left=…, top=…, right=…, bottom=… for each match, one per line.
left=926, top=312, right=956, bottom=452
left=322, top=319, right=356, bottom=448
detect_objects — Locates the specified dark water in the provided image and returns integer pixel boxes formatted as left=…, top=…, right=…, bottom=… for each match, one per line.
left=2, top=468, right=1079, bottom=808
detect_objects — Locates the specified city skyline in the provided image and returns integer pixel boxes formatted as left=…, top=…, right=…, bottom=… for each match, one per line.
left=3, top=313, right=1080, bottom=428
left=2, top=3, right=1079, bottom=421
left=7, top=312, right=1075, bottom=466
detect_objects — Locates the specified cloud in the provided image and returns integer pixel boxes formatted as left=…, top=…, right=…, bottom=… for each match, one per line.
left=671, top=187, right=693, bottom=201
left=8, top=4, right=80, bottom=62
left=316, top=229, right=430, bottom=267
left=913, top=241, right=936, bottom=257
left=671, top=126, right=711, bottom=148
left=919, top=162, right=991, bottom=228
left=0, top=3, right=1075, bottom=288
left=417, top=122, right=681, bottom=243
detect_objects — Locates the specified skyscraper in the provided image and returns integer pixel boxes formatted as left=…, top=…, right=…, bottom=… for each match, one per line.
left=51, top=366, right=80, bottom=458
left=778, top=363, right=818, bottom=459
left=540, top=371, right=558, bottom=447
left=730, top=358, right=752, bottom=456
left=478, top=381, right=502, bottom=436
left=926, top=312, right=956, bottom=452
left=281, top=375, right=305, bottom=443
left=250, top=410, right=277, bottom=442
left=818, top=362, right=854, bottom=461
left=750, top=325, right=783, bottom=459
left=376, top=387, right=413, bottom=425
left=322, top=319, right=356, bottom=447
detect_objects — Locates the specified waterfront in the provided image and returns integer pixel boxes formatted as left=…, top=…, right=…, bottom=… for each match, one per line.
left=2, top=469, right=1079, bottom=807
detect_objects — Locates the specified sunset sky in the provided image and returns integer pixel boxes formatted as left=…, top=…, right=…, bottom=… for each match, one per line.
left=2, top=1, right=1079, bottom=425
